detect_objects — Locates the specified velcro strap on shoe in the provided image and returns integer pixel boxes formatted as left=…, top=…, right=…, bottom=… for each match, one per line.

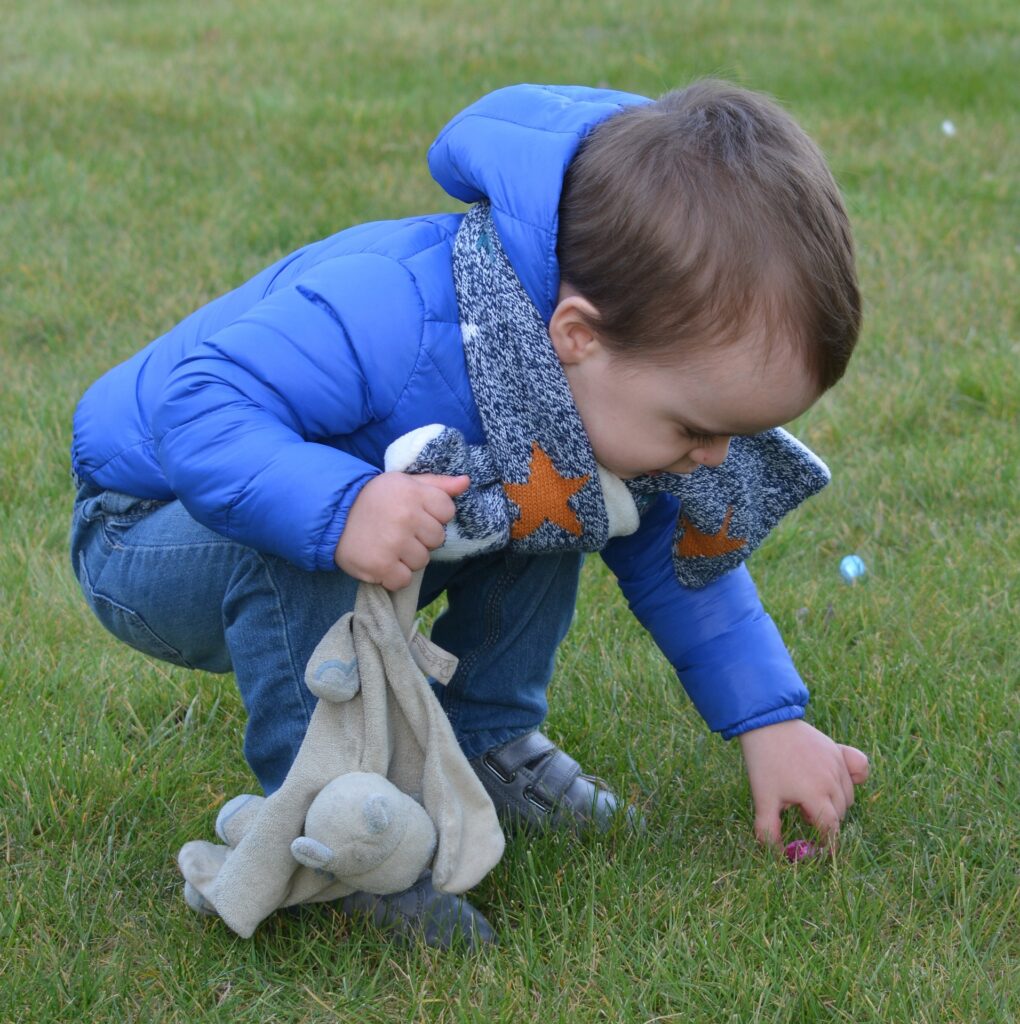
left=533, top=748, right=582, bottom=802
left=489, top=730, right=557, bottom=775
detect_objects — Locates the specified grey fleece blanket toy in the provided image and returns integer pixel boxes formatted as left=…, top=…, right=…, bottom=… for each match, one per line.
left=177, top=571, right=504, bottom=938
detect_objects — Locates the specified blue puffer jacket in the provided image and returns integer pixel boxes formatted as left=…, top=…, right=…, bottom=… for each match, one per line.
left=71, top=84, right=809, bottom=738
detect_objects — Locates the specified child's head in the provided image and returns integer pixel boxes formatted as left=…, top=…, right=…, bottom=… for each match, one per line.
left=556, top=78, right=860, bottom=390
left=550, top=79, right=860, bottom=478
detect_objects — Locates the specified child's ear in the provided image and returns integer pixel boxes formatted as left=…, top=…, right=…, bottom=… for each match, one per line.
left=548, top=292, right=603, bottom=365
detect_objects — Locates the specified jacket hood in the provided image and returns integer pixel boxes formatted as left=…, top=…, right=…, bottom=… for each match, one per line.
left=428, top=84, right=651, bottom=322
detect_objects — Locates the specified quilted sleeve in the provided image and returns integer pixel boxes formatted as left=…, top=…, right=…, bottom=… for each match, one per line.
left=151, top=254, right=425, bottom=571
left=601, top=493, right=809, bottom=738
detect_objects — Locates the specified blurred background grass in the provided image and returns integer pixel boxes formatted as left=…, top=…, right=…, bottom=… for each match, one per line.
left=1, top=1, right=1017, bottom=1021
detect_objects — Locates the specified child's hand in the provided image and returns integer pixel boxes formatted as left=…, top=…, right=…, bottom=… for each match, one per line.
left=738, top=719, right=869, bottom=848
left=334, top=472, right=470, bottom=591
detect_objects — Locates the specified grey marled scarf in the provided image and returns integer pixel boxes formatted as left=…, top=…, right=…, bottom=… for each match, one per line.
left=390, top=202, right=830, bottom=588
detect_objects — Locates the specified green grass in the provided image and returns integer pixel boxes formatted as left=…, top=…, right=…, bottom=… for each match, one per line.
left=2, top=1, right=1017, bottom=1020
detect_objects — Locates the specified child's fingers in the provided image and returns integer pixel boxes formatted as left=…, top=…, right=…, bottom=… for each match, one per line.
left=415, top=473, right=471, bottom=497
left=418, top=477, right=469, bottom=524
left=802, top=798, right=841, bottom=844
left=379, top=561, right=414, bottom=592
left=840, top=745, right=870, bottom=785
left=753, top=804, right=784, bottom=848
left=397, top=537, right=432, bottom=573
left=838, top=761, right=856, bottom=810
left=415, top=516, right=448, bottom=551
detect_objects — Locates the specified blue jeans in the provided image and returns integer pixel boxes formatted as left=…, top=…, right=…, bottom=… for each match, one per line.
left=69, top=481, right=582, bottom=794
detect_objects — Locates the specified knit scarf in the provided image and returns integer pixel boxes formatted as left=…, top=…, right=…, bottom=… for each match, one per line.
left=392, top=202, right=830, bottom=588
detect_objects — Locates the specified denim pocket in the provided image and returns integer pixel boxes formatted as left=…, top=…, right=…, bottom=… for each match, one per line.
left=76, top=547, right=192, bottom=667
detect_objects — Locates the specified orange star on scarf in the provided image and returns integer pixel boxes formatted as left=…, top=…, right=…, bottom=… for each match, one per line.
left=504, top=442, right=589, bottom=540
left=676, top=506, right=747, bottom=558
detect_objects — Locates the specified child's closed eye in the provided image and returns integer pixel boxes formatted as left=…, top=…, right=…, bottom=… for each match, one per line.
left=681, top=428, right=719, bottom=446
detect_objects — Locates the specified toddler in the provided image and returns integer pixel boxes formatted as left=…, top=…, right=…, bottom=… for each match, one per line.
left=70, top=80, right=869, bottom=948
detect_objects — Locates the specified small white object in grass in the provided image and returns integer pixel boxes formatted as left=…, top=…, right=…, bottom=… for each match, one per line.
left=941, top=120, right=957, bottom=136
left=839, top=554, right=867, bottom=583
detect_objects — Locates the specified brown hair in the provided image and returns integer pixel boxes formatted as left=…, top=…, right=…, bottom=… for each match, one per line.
left=557, top=79, right=861, bottom=389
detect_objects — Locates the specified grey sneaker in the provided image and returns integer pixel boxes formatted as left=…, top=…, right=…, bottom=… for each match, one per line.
left=470, top=730, right=633, bottom=834
left=338, top=873, right=496, bottom=951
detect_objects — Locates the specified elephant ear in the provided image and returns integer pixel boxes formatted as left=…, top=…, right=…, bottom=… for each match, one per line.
left=304, top=613, right=361, bottom=702
left=290, top=836, right=338, bottom=877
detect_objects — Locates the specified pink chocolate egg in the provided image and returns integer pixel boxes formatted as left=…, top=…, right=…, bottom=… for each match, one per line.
left=784, top=839, right=818, bottom=862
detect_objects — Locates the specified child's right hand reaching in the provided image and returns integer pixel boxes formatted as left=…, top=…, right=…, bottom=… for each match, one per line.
left=739, top=719, right=869, bottom=850
left=334, top=472, right=470, bottom=591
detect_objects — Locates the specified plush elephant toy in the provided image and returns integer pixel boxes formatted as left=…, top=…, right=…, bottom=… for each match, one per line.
left=177, top=567, right=504, bottom=938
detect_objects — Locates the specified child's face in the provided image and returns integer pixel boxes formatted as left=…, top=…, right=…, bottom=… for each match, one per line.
left=550, top=297, right=820, bottom=478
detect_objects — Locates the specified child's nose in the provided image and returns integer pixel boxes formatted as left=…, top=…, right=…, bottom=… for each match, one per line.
left=693, top=437, right=731, bottom=467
